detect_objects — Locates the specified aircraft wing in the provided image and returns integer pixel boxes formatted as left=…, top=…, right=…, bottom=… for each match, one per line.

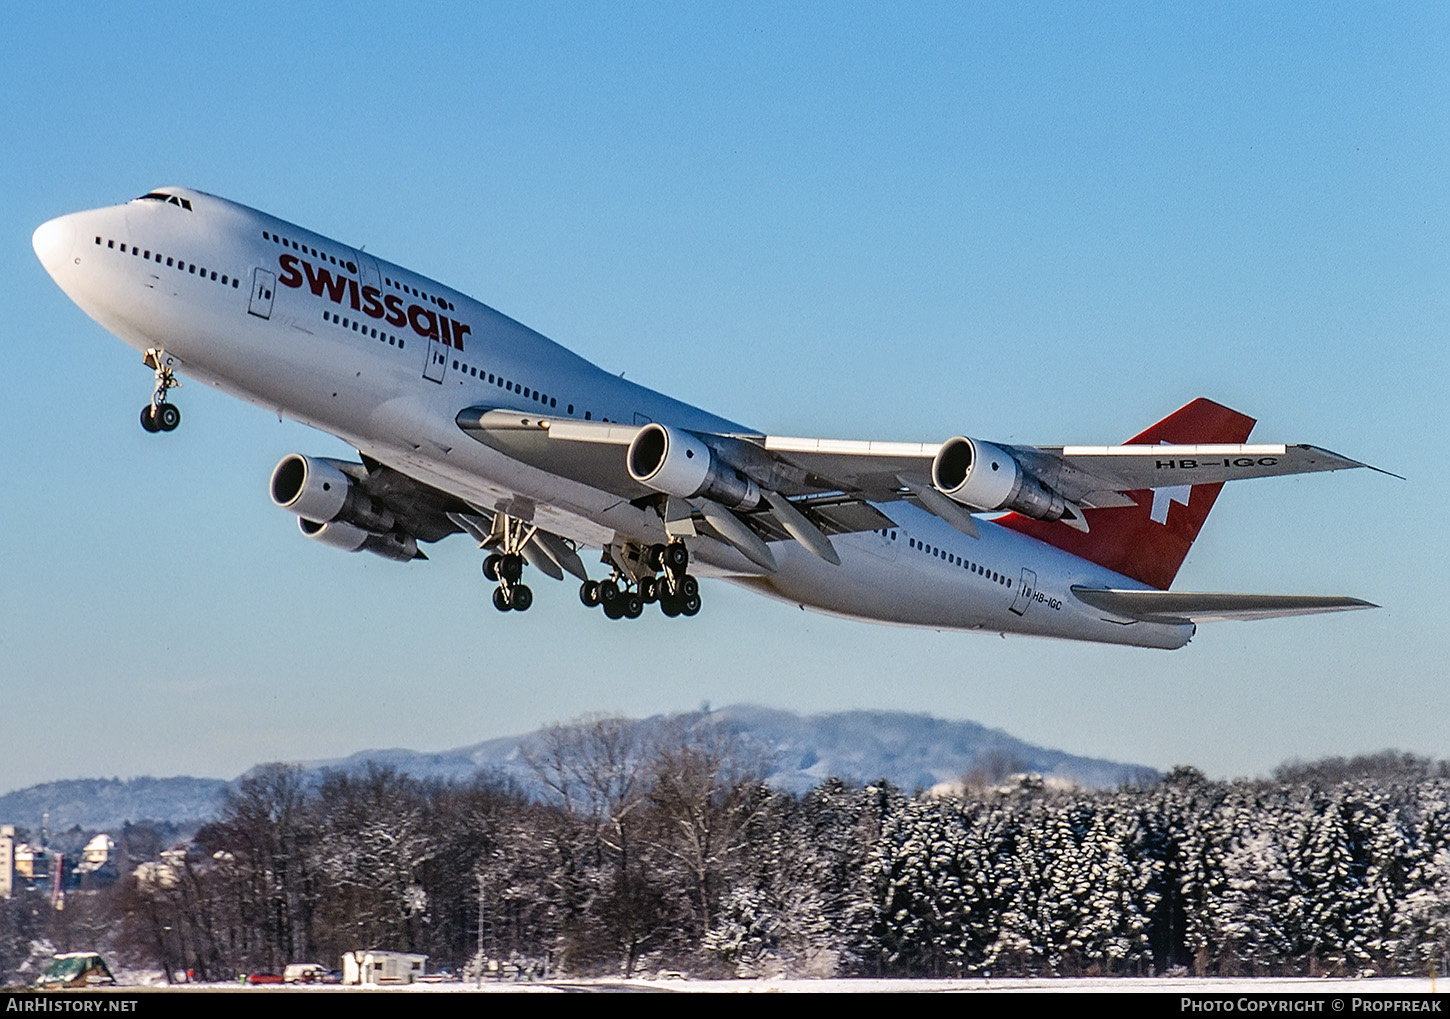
left=1010, top=443, right=1370, bottom=506
left=1070, top=587, right=1378, bottom=623
left=454, top=405, right=1376, bottom=568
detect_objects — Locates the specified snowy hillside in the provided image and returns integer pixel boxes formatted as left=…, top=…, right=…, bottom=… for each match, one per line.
left=0, top=706, right=1155, bottom=830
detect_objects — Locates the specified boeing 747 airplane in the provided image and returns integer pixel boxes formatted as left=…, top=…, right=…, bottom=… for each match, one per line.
left=32, top=187, right=1377, bottom=649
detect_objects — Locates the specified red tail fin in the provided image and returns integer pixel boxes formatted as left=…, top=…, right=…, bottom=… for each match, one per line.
left=997, top=398, right=1255, bottom=589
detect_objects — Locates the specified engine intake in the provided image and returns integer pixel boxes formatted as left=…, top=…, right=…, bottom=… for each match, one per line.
left=931, top=437, right=1070, bottom=521
left=627, top=423, right=761, bottom=510
left=270, top=454, right=395, bottom=532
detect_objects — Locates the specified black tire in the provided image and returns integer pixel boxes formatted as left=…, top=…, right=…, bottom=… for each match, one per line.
left=492, top=587, right=512, bottom=612
left=664, top=542, right=689, bottom=573
left=580, top=580, right=600, bottom=607
left=681, top=575, right=699, bottom=598
left=156, top=403, right=181, bottom=431
left=500, top=553, right=524, bottom=583
left=639, top=576, right=657, bottom=603
left=681, top=594, right=701, bottom=616
left=140, top=406, right=160, bottom=432
left=623, top=594, right=643, bottom=619
left=646, top=543, right=667, bottom=572
left=598, top=580, right=620, bottom=604
left=512, top=585, right=533, bottom=612
left=659, top=593, right=681, bottom=617
left=483, top=554, right=502, bottom=581
left=603, top=597, right=625, bottom=620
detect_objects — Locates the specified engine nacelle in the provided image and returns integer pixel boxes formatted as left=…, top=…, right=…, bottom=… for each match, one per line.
left=931, top=436, right=1068, bottom=521
left=298, top=518, right=419, bottom=562
left=627, top=423, right=761, bottom=510
left=270, top=454, right=395, bottom=532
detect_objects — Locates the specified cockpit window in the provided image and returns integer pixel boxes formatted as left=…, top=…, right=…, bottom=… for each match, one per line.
left=135, top=192, right=193, bottom=211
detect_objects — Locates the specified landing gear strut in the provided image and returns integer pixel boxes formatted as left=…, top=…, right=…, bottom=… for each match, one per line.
left=580, top=541, right=700, bottom=621
left=140, top=349, right=181, bottom=433
left=483, top=516, right=535, bottom=612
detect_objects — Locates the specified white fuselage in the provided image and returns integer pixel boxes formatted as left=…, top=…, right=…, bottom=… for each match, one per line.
left=33, top=188, right=1192, bottom=649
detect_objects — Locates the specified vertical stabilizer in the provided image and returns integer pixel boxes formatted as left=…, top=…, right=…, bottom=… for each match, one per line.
left=997, top=398, right=1255, bottom=589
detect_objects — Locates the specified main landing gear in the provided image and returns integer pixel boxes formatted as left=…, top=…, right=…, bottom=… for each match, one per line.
left=483, top=514, right=536, bottom=612
left=579, top=541, right=701, bottom=621
left=139, top=348, right=181, bottom=433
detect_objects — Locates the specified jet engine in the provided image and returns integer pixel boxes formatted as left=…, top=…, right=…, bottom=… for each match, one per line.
left=627, top=423, right=761, bottom=510
left=271, top=454, right=419, bottom=561
left=297, top=518, right=419, bottom=562
left=931, top=437, right=1071, bottom=521
left=270, top=454, right=395, bottom=530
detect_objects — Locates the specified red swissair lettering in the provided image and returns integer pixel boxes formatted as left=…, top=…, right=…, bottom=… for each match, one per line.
left=276, top=253, right=471, bottom=351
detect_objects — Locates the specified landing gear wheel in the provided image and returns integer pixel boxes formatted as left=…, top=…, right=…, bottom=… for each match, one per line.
left=140, top=406, right=160, bottom=432
left=659, top=593, right=681, bottom=617
left=603, top=597, right=625, bottom=620
left=499, top=553, right=524, bottom=583
left=680, top=575, right=699, bottom=598
left=492, top=587, right=512, bottom=612
left=646, top=543, right=667, bottom=572
left=156, top=404, right=181, bottom=431
left=639, top=576, right=658, bottom=603
left=483, top=554, right=503, bottom=582
left=598, top=580, right=620, bottom=606
left=580, top=580, right=601, bottom=607
left=664, top=542, right=689, bottom=574
left=623, top=593, right=644, bottom=619
left=511, top=585, right=533, bottom=612
left=681, top=593, right=702, bottom=616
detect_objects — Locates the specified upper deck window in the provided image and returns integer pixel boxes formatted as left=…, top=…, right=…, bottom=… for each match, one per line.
left=134, top=192, right=193, bottom=211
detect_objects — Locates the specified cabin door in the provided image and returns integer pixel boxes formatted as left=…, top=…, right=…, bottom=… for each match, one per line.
left=248, top=268, right=275, bottom=319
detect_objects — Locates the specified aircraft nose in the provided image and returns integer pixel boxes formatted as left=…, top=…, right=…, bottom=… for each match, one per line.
left=32, top=215, right=76, bottom=278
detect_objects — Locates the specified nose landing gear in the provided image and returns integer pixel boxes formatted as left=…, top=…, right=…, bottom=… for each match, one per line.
left=139, top=349, right=182, bottom=433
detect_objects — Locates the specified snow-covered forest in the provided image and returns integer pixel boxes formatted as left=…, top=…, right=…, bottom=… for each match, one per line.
left=4, top=718, right=1449, bottom=983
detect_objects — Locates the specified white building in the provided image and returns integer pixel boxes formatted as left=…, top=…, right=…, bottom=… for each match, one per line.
left=0, top=826, right=12, bottom=899
left=76, top=834, right=115, bottom=874
left=342, top=950, right=428, bottom=985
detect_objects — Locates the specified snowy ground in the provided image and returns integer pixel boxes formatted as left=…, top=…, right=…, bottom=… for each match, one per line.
left=107, top=975, right=1446, bottom=993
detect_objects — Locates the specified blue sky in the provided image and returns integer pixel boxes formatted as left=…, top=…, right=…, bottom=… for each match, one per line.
left=2, top=3, right=1446, bottom=793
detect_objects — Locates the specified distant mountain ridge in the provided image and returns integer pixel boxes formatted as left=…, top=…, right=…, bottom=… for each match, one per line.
left=0, top=706, right=1157, bottom=831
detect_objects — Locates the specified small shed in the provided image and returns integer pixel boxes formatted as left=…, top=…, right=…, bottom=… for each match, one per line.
left=342, top=950, right=427, bottom=985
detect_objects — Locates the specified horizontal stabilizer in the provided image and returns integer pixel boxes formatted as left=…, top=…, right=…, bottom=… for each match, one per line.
left=1070, top=587, right=1377, bottom=623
